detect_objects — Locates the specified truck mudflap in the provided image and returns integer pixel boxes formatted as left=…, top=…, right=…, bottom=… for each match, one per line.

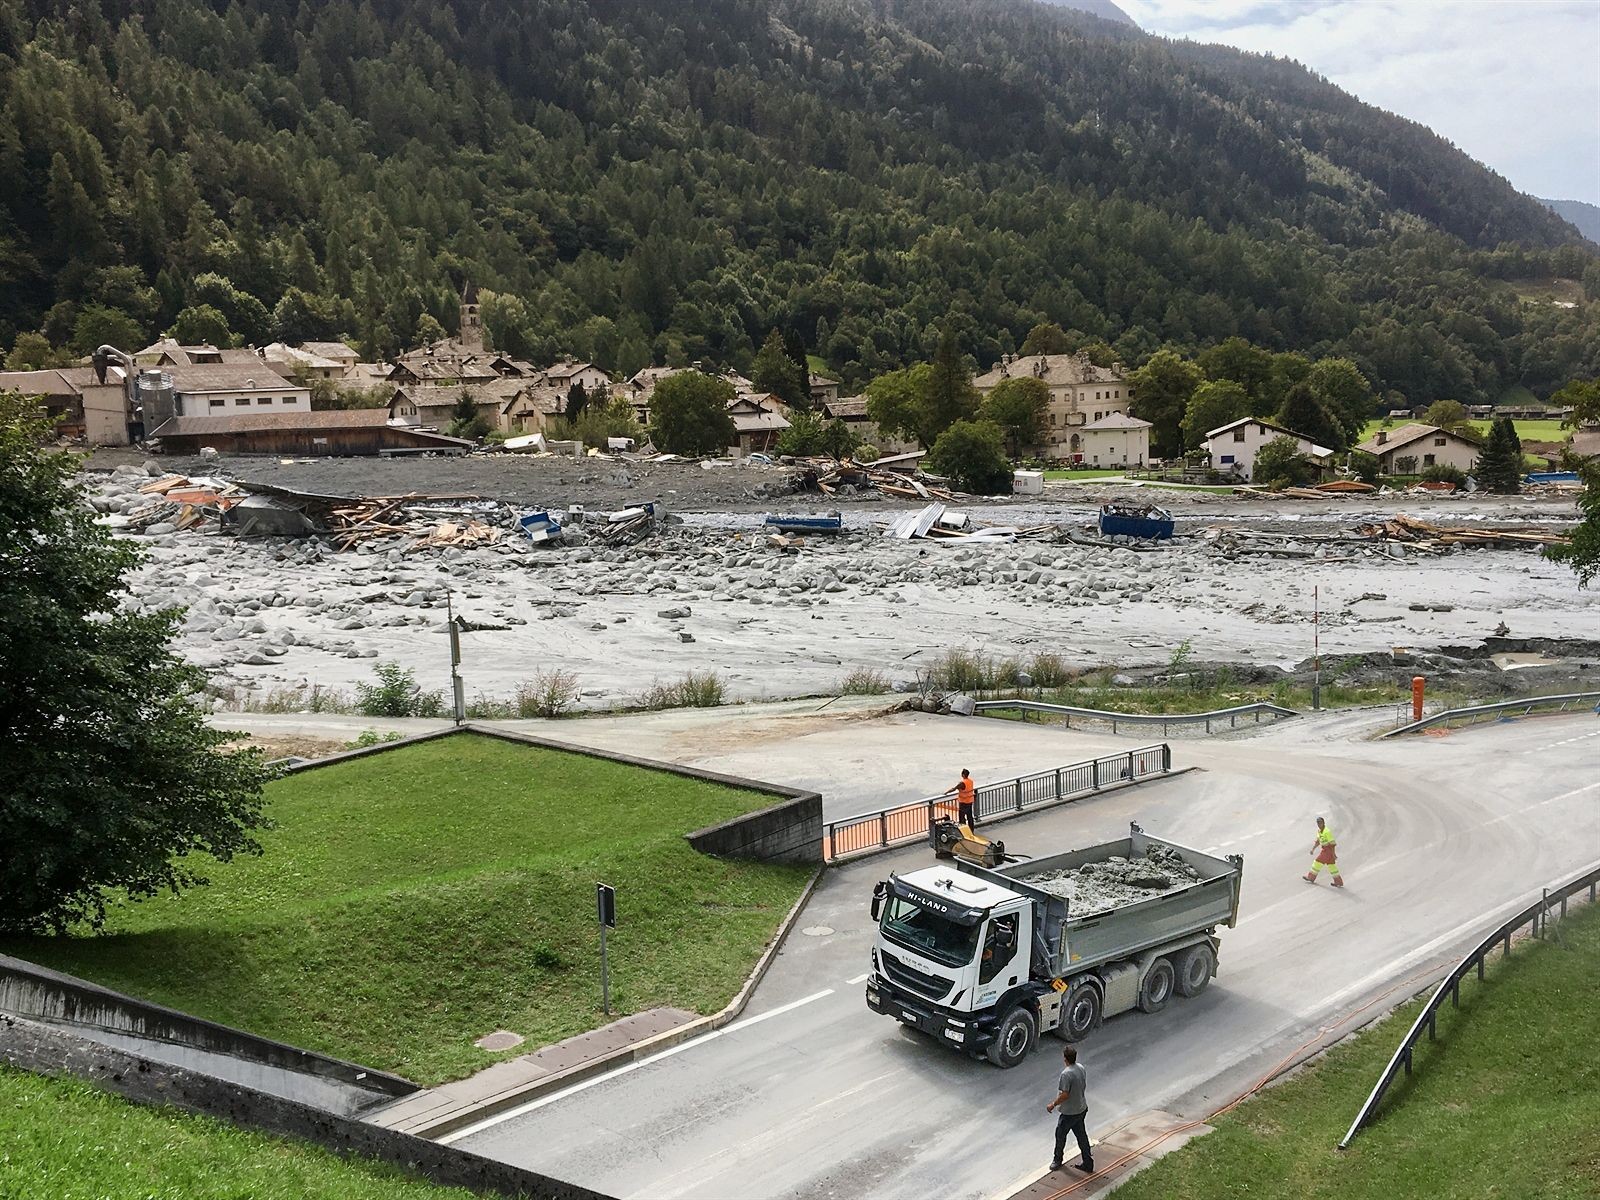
left=866, top=976, right=996, bottom=1052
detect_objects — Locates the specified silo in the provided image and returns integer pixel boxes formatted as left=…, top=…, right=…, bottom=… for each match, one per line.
left=134, top=368, right=176, bottom=433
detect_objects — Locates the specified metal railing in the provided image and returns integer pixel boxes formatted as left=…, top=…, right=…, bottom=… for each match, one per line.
left=1339, top=860, right=1600, bottom=1148
left=973, top=699, right=1298, bottom=736
left=1381, top=691, right=1600, bottom=738
left=823, top=745, right=1171, bottom=861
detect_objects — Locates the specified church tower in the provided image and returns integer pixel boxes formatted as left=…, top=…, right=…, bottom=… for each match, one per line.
left=459, top=280, right=485, bottom=351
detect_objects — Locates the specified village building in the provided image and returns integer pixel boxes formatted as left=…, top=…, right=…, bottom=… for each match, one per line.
left=808, top=372, right=840, bottom=406
left=133, top=338, right=226, bottom=367
left=973, top=352, right=1134, bottom=461
left=727, top=393, right=790, bottom=455
left=1205, top=417, right=1334, bottom=481
left=161, top=363, right=311, bottom=419
left=388, top=379, right=524, bottom=431
left=150, top=409, right=470, bottom=457
left=820, top=396, right=919, bottom=456
left=624, top=365, right=754, bottom=427
left=1356, top=423, right=1481, bottom=475
left=0, top=366, right=134, bottom=444
left=1074, top=413, right=1153, bottom=468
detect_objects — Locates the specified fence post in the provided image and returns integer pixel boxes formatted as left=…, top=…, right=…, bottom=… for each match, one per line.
left=1055, top=768, right=1063, bottom=800
left=826, top=823, right=835, bottom=861
left=880, top=810, right=888, bottom=849
left=1163, top=744, right=1172, bottom=771
left=1093, top=758, right=1101, bottom=790
left=1126, top=751, right=1135, bottom=782
left=1014, top=778, right=1023, bottom=813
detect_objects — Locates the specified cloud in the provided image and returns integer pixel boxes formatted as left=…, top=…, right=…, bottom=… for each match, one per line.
left=1119, top=0, right=1600, bottom=203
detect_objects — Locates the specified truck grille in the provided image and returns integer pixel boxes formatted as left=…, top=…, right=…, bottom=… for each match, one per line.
left=881, top=952, right=953, bottom=1000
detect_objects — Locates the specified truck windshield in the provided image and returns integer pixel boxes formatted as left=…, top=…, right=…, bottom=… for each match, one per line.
left=881, top=895, right=980, bottom=968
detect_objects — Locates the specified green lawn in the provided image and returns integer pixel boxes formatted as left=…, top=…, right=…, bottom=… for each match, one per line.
left=1359, top=417, right=1570, bottom=444
left=1042, top=469, right=1126, bottom=481
left=1113, top=900, right=1600, bottom=1200
left=0, top=734, right=813, bottom=1085
left=0, top=1067, right=469, bottom=1199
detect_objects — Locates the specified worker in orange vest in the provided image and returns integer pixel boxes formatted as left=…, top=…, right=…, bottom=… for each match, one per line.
left=1303, top=817, right=1344, bottom=887
left=945, top=768, right=978, bottom=828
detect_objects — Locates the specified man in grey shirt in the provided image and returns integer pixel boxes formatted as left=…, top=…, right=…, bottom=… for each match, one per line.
left=1045, top=1045, right=1094, bottom=1173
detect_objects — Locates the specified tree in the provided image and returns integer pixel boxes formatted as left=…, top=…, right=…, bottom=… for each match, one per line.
left=1306, top=357, right=1375, bottom=437
left=1130, top=350, right=1203, bottom=459
left=752, top=329, right=806, bottom=409
left=980, top=376, right=1048, bottom=457
left=1252, top=435, right=1319, bottom=488
left=1347, top=450, right=1380, bottom=484
left=782, top=329, right=812, bottom=413
left=414, top=313, right=447, bottom=346
left=863, top=363, right=933, bottom=446
left=1020, top=322, right=1072, bottom=356
left=5, top=333, right=68, bottom=371
left=446, top=391, right=490, bottom=440
left=1547, top=461, right=1600, bottom=586
left=0, top=394, right=271, bottom=934
left=649, top=371, right=736, bottom=454
left=271, top=288, right=337, bottom=344
left=70, top=306, right=143, bottom=356
left=1476, top=416, right=1523, bottom=493
left=565, top=381, right=588, bottom=420
left=170, top=304, right=232, bottom=348
left=1277, top=382, right=1348, bottom=450
left=1553, top=378, right=1600, bottom=428
left=923, top=328, right=979, bottom=445
left=1180, top=379, right=1251, bottom=449
left=925, top=420, right=1014, bottom=495
left=1423, top=399, right=1473, bottom=434
left=775, top=410, right=859, bottom=459
left=1198, top=337, right=1275, bottom=413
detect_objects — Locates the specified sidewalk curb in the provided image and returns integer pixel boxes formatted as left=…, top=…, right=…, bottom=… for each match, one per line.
left=395, top=862, right=827, bottom=1142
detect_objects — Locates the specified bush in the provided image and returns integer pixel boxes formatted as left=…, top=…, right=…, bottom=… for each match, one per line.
left=840, top=668, right=891, bottom=695
left=547, top=396, right=643, bottom=449
left=1421, top=463, right=1469, bottom=487
left=515, top=669, right=581, bottom=718
left=930, top=649, right=1020, bottom=692
left=343, top=729, right=402, bottom=749
left=1027, top=653, right=1070, bottom=688
left=1252, top=435, right=1319, bottom=489
left=1347, top=450, right=1380, bottom=484
left=925, top=419, right=1013, bottom=494
left=354, top=662, right=444, bottom=718
left=855, top=443, right=879, bottom=462
left=637, top=671, right=727, bottom=710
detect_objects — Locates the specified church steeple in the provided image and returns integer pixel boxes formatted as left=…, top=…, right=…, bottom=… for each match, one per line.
left=459, top=280, right=484, bottom=351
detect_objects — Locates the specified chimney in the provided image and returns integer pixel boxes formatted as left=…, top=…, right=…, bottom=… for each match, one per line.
left=1377, top=430, right=1387, bottom=445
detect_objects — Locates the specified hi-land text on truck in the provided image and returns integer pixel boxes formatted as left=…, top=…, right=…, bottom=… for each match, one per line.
left=866, top=823, right=1244, bottom=1066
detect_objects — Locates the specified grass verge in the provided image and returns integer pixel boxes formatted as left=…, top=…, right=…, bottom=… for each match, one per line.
left=1113, top=900, right=1600, bottom=1200
left=0, top=1066, right=469, bottom=1198
left=0, top=733, right=812, bottom=1086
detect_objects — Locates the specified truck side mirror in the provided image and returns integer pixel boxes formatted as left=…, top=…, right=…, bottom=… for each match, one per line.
left=871, top=881, right=886, bottom=921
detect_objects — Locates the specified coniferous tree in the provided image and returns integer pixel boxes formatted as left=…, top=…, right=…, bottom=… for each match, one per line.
left=1277, top=382, right=1348, bottom=450
left=1476, top=416, right=1523, bottom=493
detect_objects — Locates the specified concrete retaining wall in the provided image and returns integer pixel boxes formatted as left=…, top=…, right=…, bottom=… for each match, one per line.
left=1, top=1015, right=615, bottom=1200
left=0, top=954, right=413, bottom=1114
left=686, top=792, right=824, bottom=863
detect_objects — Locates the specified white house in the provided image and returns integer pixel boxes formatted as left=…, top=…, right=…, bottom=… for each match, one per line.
left=974, top=352, right=1133, bottom=461
left=1355, top=423, right=1480, bottom=475
left=1204, top=417, right=1333, bottom=482
left=1075, top=413, right=1152, bottom=468
left=165, top=364, right=311, bottom=417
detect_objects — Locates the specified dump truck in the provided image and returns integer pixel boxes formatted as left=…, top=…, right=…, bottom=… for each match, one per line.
left=866, top=823, right=1244, bottom=1067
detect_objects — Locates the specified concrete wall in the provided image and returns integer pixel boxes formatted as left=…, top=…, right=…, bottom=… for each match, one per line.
left=685, top=792, right=824, bottom=863
left=0, top=954, right=413, bottom=1115
left=1, top=1015, right=615, bottom=1200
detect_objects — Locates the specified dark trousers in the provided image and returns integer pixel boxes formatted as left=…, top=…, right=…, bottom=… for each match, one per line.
left=1054, top=1108, right=1092, bottom=1169
left=959, top=801, right=975, bottom=827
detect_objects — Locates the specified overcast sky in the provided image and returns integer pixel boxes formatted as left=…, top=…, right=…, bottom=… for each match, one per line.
left=1117, top=0, right=1600, bottom=205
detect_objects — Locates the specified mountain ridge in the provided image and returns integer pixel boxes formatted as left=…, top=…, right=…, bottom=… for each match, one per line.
left=1539, top=198, right=1600, bottom=244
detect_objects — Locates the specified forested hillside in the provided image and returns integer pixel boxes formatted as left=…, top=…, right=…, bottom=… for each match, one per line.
left=1, top=0, right=1595, bottom=403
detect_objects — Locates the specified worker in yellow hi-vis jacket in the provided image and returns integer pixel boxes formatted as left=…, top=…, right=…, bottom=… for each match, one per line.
left=1303, top=817, right=1344, bottom=887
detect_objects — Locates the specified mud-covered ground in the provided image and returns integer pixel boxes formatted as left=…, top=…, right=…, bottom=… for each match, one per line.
left=79, top=454, right=1599, bottom=712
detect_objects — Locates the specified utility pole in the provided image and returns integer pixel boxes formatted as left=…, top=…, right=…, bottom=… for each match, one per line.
left=446, top=592, right=465, bottom=725
left=1312, top=585, right=1321, bottom=711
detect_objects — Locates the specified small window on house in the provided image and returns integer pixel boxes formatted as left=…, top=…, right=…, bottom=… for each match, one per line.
left=209, top=398, right=224, bottom=408
left=1233, top=429, right=1246, bottom=442
left=234, top=397, right=250, bottom=406
left=1434, top=437, right=1446, bottom=446
left=257, top=397, right=272, bottom=405
left=1220, top=455, right=1235, bottom=464
left=1424, top=454, right=1436, bottom=466
left=283, top=397, right=294, bottom=405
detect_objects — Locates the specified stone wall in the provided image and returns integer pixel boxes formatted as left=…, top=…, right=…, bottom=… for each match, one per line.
left=685, top=792, right=823, bottom=863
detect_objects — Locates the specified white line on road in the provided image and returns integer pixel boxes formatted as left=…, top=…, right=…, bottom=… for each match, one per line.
left=846, top=972, right=871, bottom=985
left=439, top=988, right=837, bottom=1145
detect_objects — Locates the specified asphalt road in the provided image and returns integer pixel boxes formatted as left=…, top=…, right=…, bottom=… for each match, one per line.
left=444, top=711, right=1600, bottom=1200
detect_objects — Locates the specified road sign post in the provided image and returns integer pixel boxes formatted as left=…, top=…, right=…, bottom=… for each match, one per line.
left=596, top=882, right=617, bottom=1015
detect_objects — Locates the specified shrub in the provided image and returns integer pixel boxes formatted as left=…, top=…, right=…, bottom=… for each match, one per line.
left=855, top=443, right=879, bottom=462
left=1252, top=435, right=1319, bottom=489
left=515, top=669, right=581, bottom=718
left=1027, top=653, right=1070, bottom=688
left=464, top=693, right=515, bottom=719
left=355, top=662, right=445, bottom=718
left=925, top=420, right=1014, bottom=494
left=1421, top=463, right=1469, bottom=487
left=840, top=668, right=891, bottom=695
left=343, top=729, right=402, bottom=749
left=1347, top=450, right=1380, bottom=484
left=637, top=671, right=727, bottom=710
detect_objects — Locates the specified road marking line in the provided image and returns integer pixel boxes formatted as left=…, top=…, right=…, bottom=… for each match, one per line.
left=846, top=972, right=871, bottom=985
left=439, top=989, right=836, bottom=1144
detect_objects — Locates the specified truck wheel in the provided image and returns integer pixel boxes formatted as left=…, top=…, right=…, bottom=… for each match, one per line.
left=1062, top=983, right=1101, bottom=1041
left=1176, top=945, right=1215, bottom=997
left=1138, top=957, right=1175, bottom=1013
left=986, top=1007, right=1036, bottom=1068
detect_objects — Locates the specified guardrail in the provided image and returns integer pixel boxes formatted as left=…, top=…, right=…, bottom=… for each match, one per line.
left=972, top=698, right=1298, bottom=736
left=1380, top=692, right=1600, bottom=738
left=823, top=745, right=1170, bottom=861
left=1338, top=860, right=1600, bottom=1149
